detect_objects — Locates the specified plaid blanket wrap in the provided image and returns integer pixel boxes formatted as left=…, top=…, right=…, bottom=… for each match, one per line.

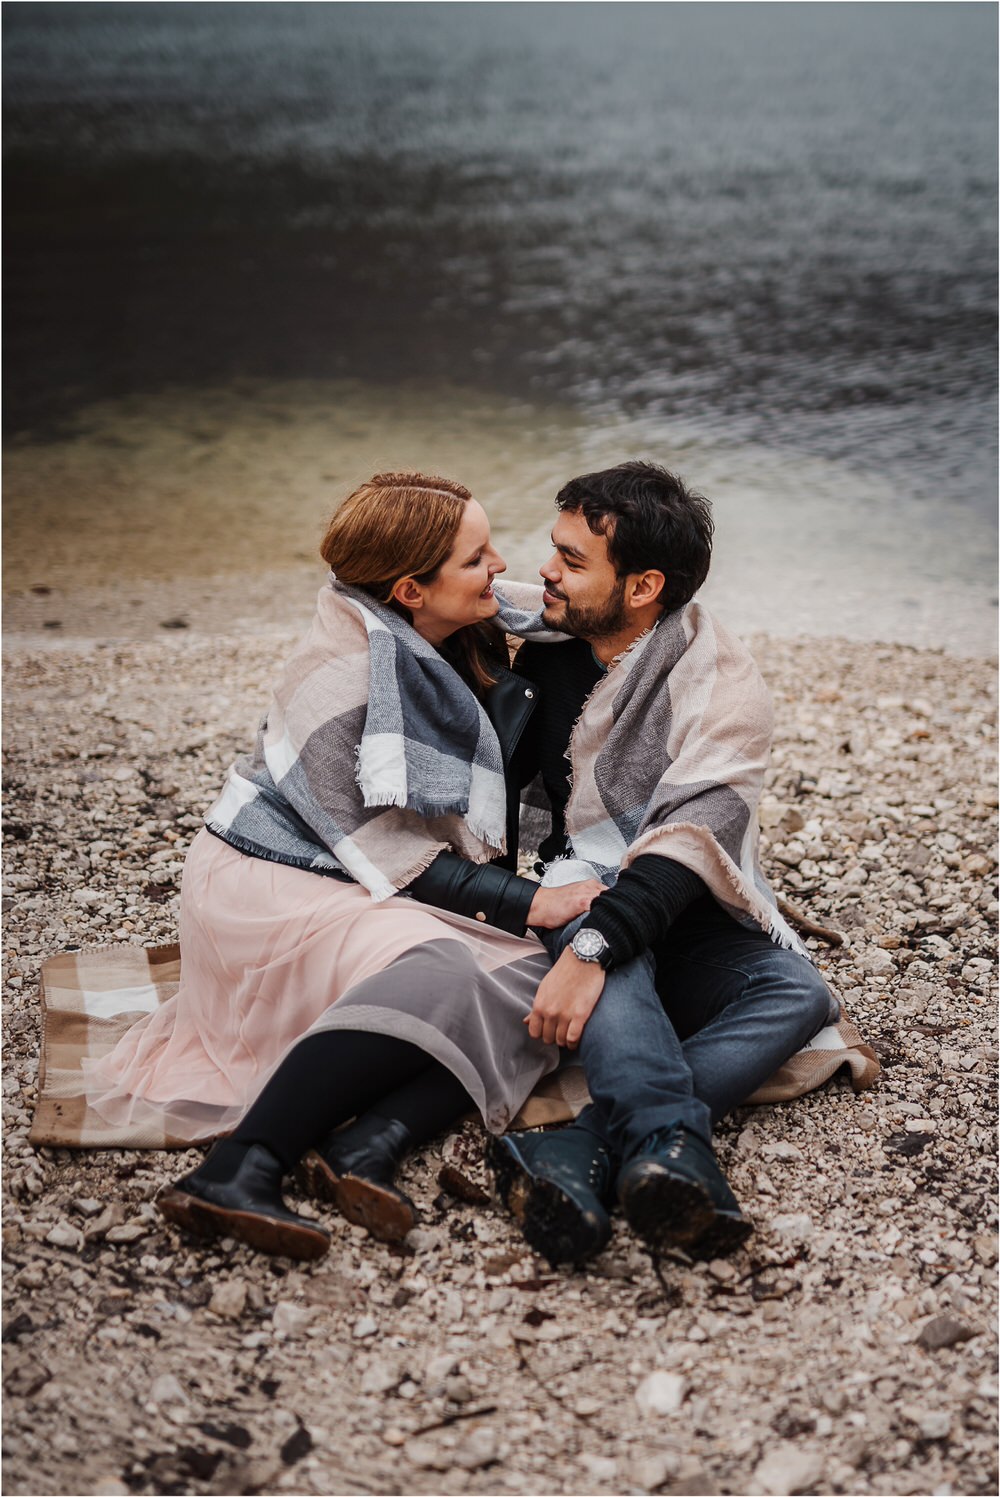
left=31, top=943, right=880, bottom=1149
left=206, top=577, right=507, bottom=902
left=495, top=583, right=803, bottom=950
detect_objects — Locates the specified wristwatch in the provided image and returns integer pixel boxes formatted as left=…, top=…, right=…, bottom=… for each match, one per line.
left=570, top=927, right=613, bottom=969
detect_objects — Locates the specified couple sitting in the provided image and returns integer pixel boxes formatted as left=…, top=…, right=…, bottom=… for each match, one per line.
left=83, top=462, right=835, bottom=1266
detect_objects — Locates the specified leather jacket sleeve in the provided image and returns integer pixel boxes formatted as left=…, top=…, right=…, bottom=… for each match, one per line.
left=405, top=852, right=538, bottom=936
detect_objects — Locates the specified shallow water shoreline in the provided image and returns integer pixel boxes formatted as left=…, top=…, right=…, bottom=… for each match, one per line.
left=4, top=378, right=997, bottom=659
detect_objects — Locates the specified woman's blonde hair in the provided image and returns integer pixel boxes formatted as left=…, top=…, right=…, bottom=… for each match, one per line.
left=321, top=471, right=500, bottom=691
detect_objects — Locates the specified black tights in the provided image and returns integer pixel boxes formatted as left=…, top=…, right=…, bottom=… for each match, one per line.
left=227, top=1030, right=472, bottom=1172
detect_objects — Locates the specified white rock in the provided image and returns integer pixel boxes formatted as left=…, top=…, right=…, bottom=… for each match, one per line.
left=770, top=1213, right=814, bottom=1238
left=352, top=1314, right=378, bottom=1339
left=627, top=1452, right=679, bottom=1491
left=150, top=1373, right=186, bottom=1406
left=360, top=1360, right=401, bottom=1394
left=105, top=1221, right=150, bottom=1244
left=405, top=1437, right=448, bottom=1471
left=762, top=1141, right=804, bottom=1162
left=440, top=1289, right=464, bottom=1323
left=573, top=1395, right=604, bottom=1418
left=579, top=1454, right=618, bottom=1483
left=45, top=1221, right=84, bottom=1251
left=272, top=1300, right=311, bottom=1337
left=405, top=1227, right=443, bottom=1253
left=425, top=1352, right=459, bottom=1383
left=209, top=1280, right=247, bottom=1319
left=961, top=961, right=991, bottom=983
left=451, top=1425, right=498, bottom=1471
left=902, top=1406, right=951, bottom=1441
left=73, top=1198, right=104, bottom=1218
left=635, top=1371, right=686, bottom=1415
left=752, top=1441, right=825, bottom=1495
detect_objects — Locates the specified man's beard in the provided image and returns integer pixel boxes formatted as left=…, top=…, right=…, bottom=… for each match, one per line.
left=544, top=577, right=630, bottom=641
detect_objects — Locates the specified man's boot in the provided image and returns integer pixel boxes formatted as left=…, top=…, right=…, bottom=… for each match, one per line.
left=617, top=1124, right=753, bottom=1258
left=487, top=1125, right=614, bottom=1268
left=158, top=1140, right=330, bottom=1261
left=298, top=1114, right=418, bottom=1243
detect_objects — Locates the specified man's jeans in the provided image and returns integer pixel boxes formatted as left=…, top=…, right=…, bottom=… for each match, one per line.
left=543, top=896, right=837, bottom=1163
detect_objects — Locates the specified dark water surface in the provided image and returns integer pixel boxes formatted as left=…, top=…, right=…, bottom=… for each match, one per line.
left=3, top=3, right=997, bottom=649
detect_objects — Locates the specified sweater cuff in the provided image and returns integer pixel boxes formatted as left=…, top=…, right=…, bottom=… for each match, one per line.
left=584, top=900, right=644, bottom=968
left=501, top=871, right=541, bottom=936
left=584, top=856, right=705, bottom=967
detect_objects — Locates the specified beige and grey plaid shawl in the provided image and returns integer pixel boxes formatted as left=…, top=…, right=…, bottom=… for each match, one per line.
left=31, top=943, right=879, bottom=1149
left=207, top=579, right=507, bottom=902
left=496, top=584, right=803, bottom=950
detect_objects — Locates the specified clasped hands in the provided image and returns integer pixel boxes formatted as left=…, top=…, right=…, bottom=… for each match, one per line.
left=525, top=877, right=607, bottom=1050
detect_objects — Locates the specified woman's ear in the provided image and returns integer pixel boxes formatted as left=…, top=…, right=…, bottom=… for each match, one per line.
left=392, top=577, right=425, bottom=611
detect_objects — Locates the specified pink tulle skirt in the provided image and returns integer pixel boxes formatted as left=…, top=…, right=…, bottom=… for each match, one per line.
left=82, top=830, right=555, bottom=1141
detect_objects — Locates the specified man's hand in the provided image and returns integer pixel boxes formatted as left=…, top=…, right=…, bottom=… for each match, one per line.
left=526, top=947, right=606, bottom=1048
left=526, top=880, right=605, bottom=930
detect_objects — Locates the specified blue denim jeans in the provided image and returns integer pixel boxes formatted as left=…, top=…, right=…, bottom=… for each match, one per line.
left=542, top=896, right=837, bottom=1163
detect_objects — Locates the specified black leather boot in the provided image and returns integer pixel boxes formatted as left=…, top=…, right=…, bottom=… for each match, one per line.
left=298, top=1115, right=418, bottom=1243
left=617, top=1124, right=753, bottom=1258
left=158, top=1141, right=330, bottom=1261
left=487, top=1126, right=614, bottom=1268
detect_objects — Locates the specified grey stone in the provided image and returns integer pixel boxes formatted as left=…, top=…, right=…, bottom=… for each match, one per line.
left=917, top=1315, right=976, bottom=1350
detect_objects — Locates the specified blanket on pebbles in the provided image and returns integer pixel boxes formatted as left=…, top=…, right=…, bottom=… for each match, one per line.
left=31, top=942, right=880, bottom=1150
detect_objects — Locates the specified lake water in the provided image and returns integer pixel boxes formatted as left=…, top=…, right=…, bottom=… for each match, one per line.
left=4, top=3, right=997, bottom=652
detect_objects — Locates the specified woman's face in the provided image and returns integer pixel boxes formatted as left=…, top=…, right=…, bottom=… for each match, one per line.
left=400, top=499, right=506, bottom=644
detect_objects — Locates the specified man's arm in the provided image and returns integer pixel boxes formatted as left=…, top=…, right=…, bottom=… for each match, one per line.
left=526, top=856, right=705, bottom=1048
left=582, top=855, right=705, bottom=964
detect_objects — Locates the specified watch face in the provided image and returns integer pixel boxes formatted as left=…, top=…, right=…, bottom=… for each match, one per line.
left=573, top=928, right=606, bottom=959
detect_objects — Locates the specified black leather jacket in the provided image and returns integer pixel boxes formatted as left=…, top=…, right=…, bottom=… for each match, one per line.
left=405, top=663, right=540, bottom=935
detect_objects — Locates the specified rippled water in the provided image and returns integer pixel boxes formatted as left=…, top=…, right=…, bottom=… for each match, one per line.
left=3, top=3, right=997, bottom=649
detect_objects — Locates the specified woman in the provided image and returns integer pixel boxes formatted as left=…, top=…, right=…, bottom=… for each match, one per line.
left=83, top=472, right=601, bottom=1260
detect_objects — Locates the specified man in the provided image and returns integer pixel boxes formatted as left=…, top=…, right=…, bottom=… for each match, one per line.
left=488, top=461, right=836, bottom=1265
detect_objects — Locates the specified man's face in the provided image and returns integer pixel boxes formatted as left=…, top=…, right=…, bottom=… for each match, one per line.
left=539, top=509, right=630, bottom=639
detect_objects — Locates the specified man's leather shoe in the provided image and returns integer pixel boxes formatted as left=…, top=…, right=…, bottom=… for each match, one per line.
left=487, top=1126, right=614, bottom=1268
left=158, top=1142, right=330, bottom=1261
left=298, top=1115, right=418, bottom=1243
left=617, top=1124, right=753, bottom=1258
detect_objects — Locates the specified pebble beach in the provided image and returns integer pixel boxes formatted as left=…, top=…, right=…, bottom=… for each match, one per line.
left=6, top=3, right=997, bottom=1490
left=2, top=604, right=997, bottom=1497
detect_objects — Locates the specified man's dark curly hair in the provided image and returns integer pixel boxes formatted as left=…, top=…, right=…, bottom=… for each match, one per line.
left=555, top=460, right=714, bottom=612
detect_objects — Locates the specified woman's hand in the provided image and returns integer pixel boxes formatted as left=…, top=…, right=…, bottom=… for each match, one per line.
left=526, top=948, right=606, bottom=1048
left=526, top=880, right=605, bottom=929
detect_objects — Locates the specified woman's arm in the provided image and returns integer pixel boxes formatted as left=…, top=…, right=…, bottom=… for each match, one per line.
left=405, top=854, right=603, bottom=937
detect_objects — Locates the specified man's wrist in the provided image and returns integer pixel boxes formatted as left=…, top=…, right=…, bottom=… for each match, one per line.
left=569, top=927, right=614, bottom=970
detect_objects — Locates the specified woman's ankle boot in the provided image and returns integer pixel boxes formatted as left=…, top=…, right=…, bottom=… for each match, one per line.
left=158, top=1139, right=330, bottom=1261
left=298, top=1114, right=418, bottom=1243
